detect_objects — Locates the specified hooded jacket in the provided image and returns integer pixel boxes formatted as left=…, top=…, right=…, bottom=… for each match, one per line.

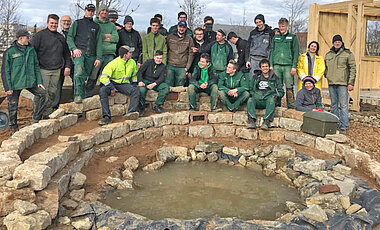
left=202, top=41, right=234, bottom=72
left=2, top=41, right=42, bottom=91
left=166, top=32, right=194, bottom=69
left=218, top=71, right=248, bottom=94
left=67, top=16, right=103, bottom=60
left=117, top=27, right=142, bottom=63
left=142, top=32, right=167, bottom=64
left=324, top=45, right=356, bottom=86
left=99, top=57, right=138, bottom=89
left=190, top=62, right=218, bottom=87
left=147, top=24, right=168, bottom=37
left=249, top=70, right=284, bottom=100
left=235, top=38, right=249, bottom=73
left=270, top=32, right=299, bottom=68
left=246, top=24, right=274, bottom=60
left=296, top=52, right=325, bottom=91
left=295, top=80, right=322, bottom=112
left=94, top=17, right=119, bottom=55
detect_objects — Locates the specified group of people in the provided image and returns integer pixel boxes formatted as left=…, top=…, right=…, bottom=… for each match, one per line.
left=1, top=3, right=356, bottom=134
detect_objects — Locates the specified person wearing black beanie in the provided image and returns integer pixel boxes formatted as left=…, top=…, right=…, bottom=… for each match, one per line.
left=324, top=34, right=356, bottom=134
left=254, top=14, right=265, bottom=24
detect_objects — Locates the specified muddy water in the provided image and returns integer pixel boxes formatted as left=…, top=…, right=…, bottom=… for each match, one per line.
left=104, top=161, right=300, bottom=220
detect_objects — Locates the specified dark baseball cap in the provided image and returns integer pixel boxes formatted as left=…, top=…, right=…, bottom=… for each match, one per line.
left=85, top=3, right=96, bottom=11
left=177, top=20, right=187, bottom=27
left=16, top=29, right=30, bottom=38
left=217, top=29, right=226, bottom=36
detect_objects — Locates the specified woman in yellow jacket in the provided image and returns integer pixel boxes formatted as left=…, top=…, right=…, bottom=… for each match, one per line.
left=297, top=41, right=326, bottom=91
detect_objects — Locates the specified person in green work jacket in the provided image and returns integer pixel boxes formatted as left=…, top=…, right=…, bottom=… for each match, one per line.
left=142, top=17, right=167, bottom=64
left=218, top=60, right=249, bottom=112
left=98, top=46, right=139, bottom=125
left=247, top=59, right=284, bottom=130
left=137, top=50, right=169, bottom=116
left=270, top=17, right=299, bottom=109
left=188, top=53, right=219, bottom=111
left=67, top=3, right=102, bottom=103
left=85, top=4, right=119, bottom=97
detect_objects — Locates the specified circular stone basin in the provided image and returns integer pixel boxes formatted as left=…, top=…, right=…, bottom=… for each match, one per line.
left=103, top=161, right=300, bottom=220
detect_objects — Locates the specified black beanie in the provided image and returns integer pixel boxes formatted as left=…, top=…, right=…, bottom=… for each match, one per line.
left=124, top=15, right=134, bottom=25
left=332, top=34, right=343, bottom=43
left=254, top=14, right=265, bottom=24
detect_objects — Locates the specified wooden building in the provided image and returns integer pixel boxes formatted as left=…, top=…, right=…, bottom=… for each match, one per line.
left=308, top=0, right=380, bottom=111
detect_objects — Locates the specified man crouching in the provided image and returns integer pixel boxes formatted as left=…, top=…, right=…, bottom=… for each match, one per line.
left=98, top=45, right=139, bottom=125
left=247, top=59, right=283, bottom=130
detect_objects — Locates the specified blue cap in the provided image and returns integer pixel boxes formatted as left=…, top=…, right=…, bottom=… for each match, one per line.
left=177, top=20, right=187, bottom=27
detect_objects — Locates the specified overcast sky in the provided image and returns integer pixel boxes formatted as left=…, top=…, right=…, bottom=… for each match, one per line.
left=19, top=0, right=337, bottom=32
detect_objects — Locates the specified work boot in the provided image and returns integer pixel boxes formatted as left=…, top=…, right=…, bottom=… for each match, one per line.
left=74, top=96, right=82, bottom=103
left=286, top=89, right=295, bottom=109
left=153, top=104, right=164, bottom=114
left=261, top=120, right=270, bottom=131
left=247, top=116, right=256, bottom=129
left=98, top=116, right=112, bottom=126
left=124, top=111, right=139, bottom=120
left=139, top=109, right=146, bottom=117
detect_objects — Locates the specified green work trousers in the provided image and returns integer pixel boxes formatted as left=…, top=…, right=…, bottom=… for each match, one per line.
left=273, top=64, right=295, bottom=108
left=247, top=96, right=276, bottom=122
left=40, top=68, right=61, bottom=116
left=73, top=53, right=96, bottom=98
left=188, top=83, right=218, bottom=110
left=218, top=90, right=249, bottom=111
left=165, top=65, right=187, bottom=87
left=138, top=80, right=169, bottom=110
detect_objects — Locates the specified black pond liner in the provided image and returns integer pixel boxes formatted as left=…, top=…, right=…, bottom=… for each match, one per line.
left=75, top=159, right=380, bottom=230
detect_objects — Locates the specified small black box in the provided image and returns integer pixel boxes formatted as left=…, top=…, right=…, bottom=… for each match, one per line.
left=302, top=111, right=339, bottom=137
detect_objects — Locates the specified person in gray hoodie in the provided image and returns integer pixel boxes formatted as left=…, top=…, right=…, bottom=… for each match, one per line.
left=295, top=76, right=323, bottom=112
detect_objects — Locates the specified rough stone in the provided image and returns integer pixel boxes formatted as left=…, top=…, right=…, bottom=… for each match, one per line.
left=240, top=149, right=254, bottom=157
left=105, top=177, right=121, bottom=187
left=333, top=164, right=351, bottom=176
left=49, top=108, right=65, bottom=119
left=335, top=143, right=349, bottom=158
left=122, top=169, right=133, bottom=180
left=13, top=163, right=52, bottom=191
left=125, top=131, right=144, bottom=145
left=223, top=147, right=239, bottom=156
left=325, top=134, right=349, bottom=143
left=175, top=156, right=191, bottom=163
left=300, top=204, right=328, bottom=222
left=58, top=135, right=79, bottom=142
left=195, top=141, right=223, bottom=152
left=207, top=152, right=218, bottom=162
left=232, top=112, right=247, bottom=125
left=59, top=102, right=83, bottom=114
left=196, top=152, right=207, bottom=161
left=1, top=137, right=27, bottom=156
left=238, top=155, right=247, bottom=166
left=77, top=133, right=95, bottom=151
left=171, top=111, right=190, bottom=125
left=214, top=125, right=235, bottom=137
left=70, top=189, right=85, bottom=202
left=103, top=123, right=128, bottom=139
left=236, top=128, right=258, bottom=140
left=58, top=216, right=71, bottom=225
left=123, top=156, right=139, bottom=171
left=58, top=114, right=78, bottom=129
left=71, top=217, right=93, bottom=230
left=356, top=208, right=368, bottom=216
left=311, top=171, right=330, bottom=181
left=61, top=198, right=78, bottom=210
left=208, top=113, right=233, bottom=123
left=142, top=161, right=164, bottom=171
left=335, top=178, right=356, bottom=197
left=306, top=193, right=342, bottom=210
left=284, top=132, right=315, bottom=148
left=82, top=95, right=101, bottom=111
left=110, top=104, right=126, bottom=116
left=90, top=127, right=113, bottom=145
left=85, top=109, right=102, bottom=121
left=283, top=109, right=304, bottom=121
left=106, top=156, right=119, bottom=163
left=113, top=93, right=128, bottom=104
left=316, top=137, right=336, bottom=155
left=70, top=172, right=87, bottom=190
left=171, top=146, right=188, bottom=157
left=280, top=118, right=303, bottom=131
left=272, top=145, right=296, bottom=159
left=5, top=179, right=30, bottom=189
left=258, top=130, right=285, bottom=141
left=340, top=196, right=351, bottom=209
left=144, top=127, right=163, bottom=139
left=190, top=150, right=197, bottom=161
left=293, top=159, right=326, bottom=175
left=13, top=200, right=39, bottom=215
left=151, top=113, right=173, bottom=127
left=162, top=125, right=188, bottom=138
left=145, top=90, right=158, bottom=102
left=344, top=149, right=371, bottom=169
left=255, top=146, right=273, bottom=157
left=117, top=180, right=133, bottom=190
left=178, top=92, right=189, bottom=102
left=0, top=158, right=22, bottom=180
left=189, top=125, right=214, bottom=138
left=346, top=204, right=362, bottom=214
left=129, top=117, right=154, bottom=131
left=156, top=147, right=176, bottom=163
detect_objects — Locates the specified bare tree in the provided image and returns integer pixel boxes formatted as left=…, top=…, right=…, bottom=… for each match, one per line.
left=178, top=0, right=205, bottom=30
left=365, top=20, right=380, bottom=56
left=284, top=0, right=307, bottom=33
left=70, top=0, right=139, bottom=20
left=0, top=0, right=22, bottom=47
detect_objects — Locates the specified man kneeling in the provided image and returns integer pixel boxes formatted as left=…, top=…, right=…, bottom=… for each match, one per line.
left=137, top=50, right=169, bottom=116
left=98, top=45, right=139, bottom=125
left=218, top=60, right=249, bottom=112
left=188, top=53, right=218, bottom=111
left=247, top=59, right=283, bottom=130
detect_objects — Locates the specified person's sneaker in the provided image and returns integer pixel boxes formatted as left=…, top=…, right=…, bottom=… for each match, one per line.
left=139, top=109, right=146, bottom=117
left=124, top=111, right=139, bottom=120
left=98, top=116, right=112, bottom=126
left=247, top=117, right=256, bottom=129
left=10, top=126, right=19, bottom=134
left=74, top=96, right=82, bottom=103
left=261, top=120, right=270, bottom=131
left=153, top=104, right=164, bottom=114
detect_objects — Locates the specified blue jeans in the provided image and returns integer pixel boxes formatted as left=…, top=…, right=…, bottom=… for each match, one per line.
left=328, top=85, right=349, bottom=130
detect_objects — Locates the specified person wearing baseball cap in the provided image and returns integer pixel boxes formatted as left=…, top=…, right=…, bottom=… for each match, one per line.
left=165, top=18, right=194, bottom=86
left=1, top=29, right=47, bottom=133
left=108, top=9, right=123, bottom=31
left=98, top=45, right=139, bottom=125
left=67, top=2, right=103, bottom=103
left=168, top=11, right=193, bottom=37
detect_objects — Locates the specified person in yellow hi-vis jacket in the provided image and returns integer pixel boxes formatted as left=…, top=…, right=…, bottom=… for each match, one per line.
left=296, top=41, right=326, bottom=92
left=98, top=45, right=139, bottom=125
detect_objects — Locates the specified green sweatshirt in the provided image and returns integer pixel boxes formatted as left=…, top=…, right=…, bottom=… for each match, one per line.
left=94, top=17, right=118, bottom=55
left=218, top=71, right=248, bottom=94
left=270, top=32, right=299, bottom=68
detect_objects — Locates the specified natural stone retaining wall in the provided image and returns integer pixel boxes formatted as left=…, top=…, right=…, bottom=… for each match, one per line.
left=1, top=91, right=380, bottom=229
